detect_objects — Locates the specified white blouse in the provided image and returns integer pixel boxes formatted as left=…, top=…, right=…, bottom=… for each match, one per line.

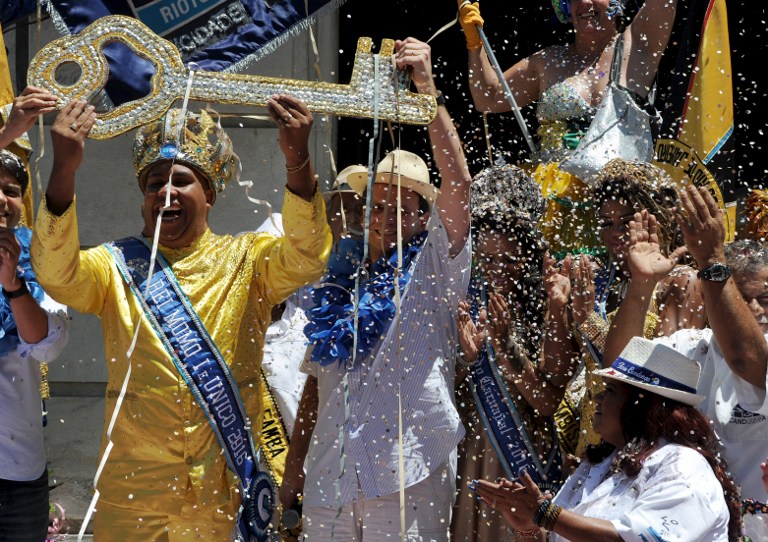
left=551, top=443, right=730, bottom=541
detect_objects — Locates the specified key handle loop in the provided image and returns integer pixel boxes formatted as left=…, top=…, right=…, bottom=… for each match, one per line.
left=28, top=15, right=185, bottom=139
left=28, top=15, right=437, bottom=139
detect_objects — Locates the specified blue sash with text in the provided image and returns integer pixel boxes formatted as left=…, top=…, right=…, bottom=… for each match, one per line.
left=471, top=347, right=563, bottom=493
left=107, top=236, right=273, bottom=542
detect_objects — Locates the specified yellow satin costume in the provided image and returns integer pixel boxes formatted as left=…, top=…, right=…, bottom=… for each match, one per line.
left=31, top=190, right=331, bottom=540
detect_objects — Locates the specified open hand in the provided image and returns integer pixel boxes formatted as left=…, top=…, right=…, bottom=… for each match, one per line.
left=570, top=254, right=596, bottom=325
left=627, top=210, right=687, bottom=285
left=458, top=300, right=486, bottom=364
left=674, top=184, right=725, bottom=269
left=543, top=253, right=571, bottom=310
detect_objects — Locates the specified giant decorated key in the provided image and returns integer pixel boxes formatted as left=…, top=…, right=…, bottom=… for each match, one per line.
left=27, top=15, right=437, bottom=140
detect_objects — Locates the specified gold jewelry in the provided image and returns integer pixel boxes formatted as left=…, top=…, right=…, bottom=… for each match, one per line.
left=69, top=123, right=79, bottom=131
left=286, top=155, right=311, bottom=174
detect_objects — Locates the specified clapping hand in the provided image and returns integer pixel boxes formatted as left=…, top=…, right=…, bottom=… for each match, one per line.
left=473, top=471, right=546, bottom=531
left=543, top=253, right=571, bottom=311
left=626, top=209, right=687, bottom=286
left=569, top=254, right=596, bottom=325
left=457, top=300, right=486, bottom=364
left=674, top=184, right=726, bottom=269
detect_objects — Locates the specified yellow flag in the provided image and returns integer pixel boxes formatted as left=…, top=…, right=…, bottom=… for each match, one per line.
left=1, top=20, right=35, bottom=227
left=653, top=0, right=735, bottom=241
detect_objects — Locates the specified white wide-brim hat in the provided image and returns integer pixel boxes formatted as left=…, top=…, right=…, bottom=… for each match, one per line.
left=323, top=165, right=368, bottom=201
left=346, top=149, right=439, bottom=206
left=595, top=336, right=706, bottom=406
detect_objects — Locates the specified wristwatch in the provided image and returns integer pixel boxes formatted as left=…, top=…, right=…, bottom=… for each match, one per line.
left=2, top=277, right=29, bottom=300
left=697, top=262, right=733, bottom=282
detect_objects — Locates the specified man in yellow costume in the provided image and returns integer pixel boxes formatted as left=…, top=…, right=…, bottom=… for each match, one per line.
left=31, top=96, right=332, bottom=541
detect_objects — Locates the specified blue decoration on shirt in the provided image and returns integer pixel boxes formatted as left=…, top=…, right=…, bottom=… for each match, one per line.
left=0, top=227, right=46, bottom=356
left=304, top=232, right=427, bottom=366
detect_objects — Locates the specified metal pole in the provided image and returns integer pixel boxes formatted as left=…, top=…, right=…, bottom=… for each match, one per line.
left=461, top=1, right=537, bottom=155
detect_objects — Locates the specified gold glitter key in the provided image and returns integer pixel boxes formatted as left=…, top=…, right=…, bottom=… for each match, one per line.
left=27, top=15, right=437, bottom=139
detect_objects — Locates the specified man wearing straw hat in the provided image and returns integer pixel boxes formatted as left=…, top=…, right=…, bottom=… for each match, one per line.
left=279, top=37, right=473, bottom=541
left=30, top=94, right=332, bottom=541
left=604, top=184, right=768, bottom=511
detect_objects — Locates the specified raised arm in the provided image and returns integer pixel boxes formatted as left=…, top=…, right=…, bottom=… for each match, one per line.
left=458, top=1, right=541, bottom=113
left=394, top=37, right=472, bottom=256
left=0, top=85, right=57, bottom=149
left=542, top=254, right=580, bottom=389
left=603, top=210, right=684, bottom=365
left=45, top=100, right=97, bottom=215
left=622, top=0, right=678, bottom=93
left=675, top=185, right=768, bottom=389
left=260, top=95, right=332, bottom=305
left=266, top=94, right=317, bottom=202
left=0, top=231, right=49, bottom=344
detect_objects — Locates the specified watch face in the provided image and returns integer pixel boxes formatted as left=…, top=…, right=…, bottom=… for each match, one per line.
left=704, top=263, right=732, bottom=281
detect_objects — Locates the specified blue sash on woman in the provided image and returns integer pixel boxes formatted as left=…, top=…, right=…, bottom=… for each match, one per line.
left=468, top=279, right=563, bottom=492
left=106, top=237, right=273, bottom=542
left=471, top=346, right=563, bottom=492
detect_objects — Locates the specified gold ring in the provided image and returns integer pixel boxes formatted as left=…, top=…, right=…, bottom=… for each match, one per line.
left=69, top=123, right=79, bottom=131
left=284, top=113, right=293, bottom=123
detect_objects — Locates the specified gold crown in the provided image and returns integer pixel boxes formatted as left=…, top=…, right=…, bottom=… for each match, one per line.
left=132, top=108, right=238, bottom=200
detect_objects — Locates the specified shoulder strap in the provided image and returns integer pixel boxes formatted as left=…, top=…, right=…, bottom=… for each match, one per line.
left=610, top=34, right=624, bottom=83
left=610, top=33, right=658, bottom=107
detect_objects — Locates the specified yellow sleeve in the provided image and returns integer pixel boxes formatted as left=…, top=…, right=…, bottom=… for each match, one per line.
left=255, top=187, right=332, bottom=306
left=31, top=196, right=112, bottom=315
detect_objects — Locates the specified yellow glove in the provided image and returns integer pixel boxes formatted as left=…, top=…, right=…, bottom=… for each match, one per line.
left=458, top=1, right=484, bottom=50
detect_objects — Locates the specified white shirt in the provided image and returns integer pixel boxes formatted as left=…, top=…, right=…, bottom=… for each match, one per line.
left=261, top=295, right=309, bottom=437
left=0, top=295, right=69, bottom=481
left=301, top=211, right=471, bottom=506
left=552, top=443, right=729, bottom=541
left=656, top=329, right=768, bottom=501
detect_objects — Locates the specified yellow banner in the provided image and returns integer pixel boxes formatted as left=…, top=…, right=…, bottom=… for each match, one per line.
left=654, top=138, right=735, bottom=243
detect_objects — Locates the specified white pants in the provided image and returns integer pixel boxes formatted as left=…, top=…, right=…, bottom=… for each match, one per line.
left=303, top=459, right=456, bottom=542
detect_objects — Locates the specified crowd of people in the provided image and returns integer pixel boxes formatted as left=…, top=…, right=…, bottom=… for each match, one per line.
left=1, top=0, right=768, bottom=541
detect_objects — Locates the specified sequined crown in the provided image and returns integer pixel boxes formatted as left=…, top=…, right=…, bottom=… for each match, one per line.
left=133, top=108, right=238, bottom=200
left=470, top=161, right=545, bottom=225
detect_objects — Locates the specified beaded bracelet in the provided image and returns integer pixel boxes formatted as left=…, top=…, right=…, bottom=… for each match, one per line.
left=532, top=499, right=550, bottom=526
left=541, top=502, right=563, bottom=531
left=286, top=155, right=310, bottom=174
left=533, top=500, right=563, bottom=531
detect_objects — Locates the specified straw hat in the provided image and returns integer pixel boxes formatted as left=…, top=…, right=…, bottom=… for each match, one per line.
left=595, top=336, right=705, bottom=406
left=323, top=165, right=367, bottom=201
left=346, top=149, right=439, bottom=205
